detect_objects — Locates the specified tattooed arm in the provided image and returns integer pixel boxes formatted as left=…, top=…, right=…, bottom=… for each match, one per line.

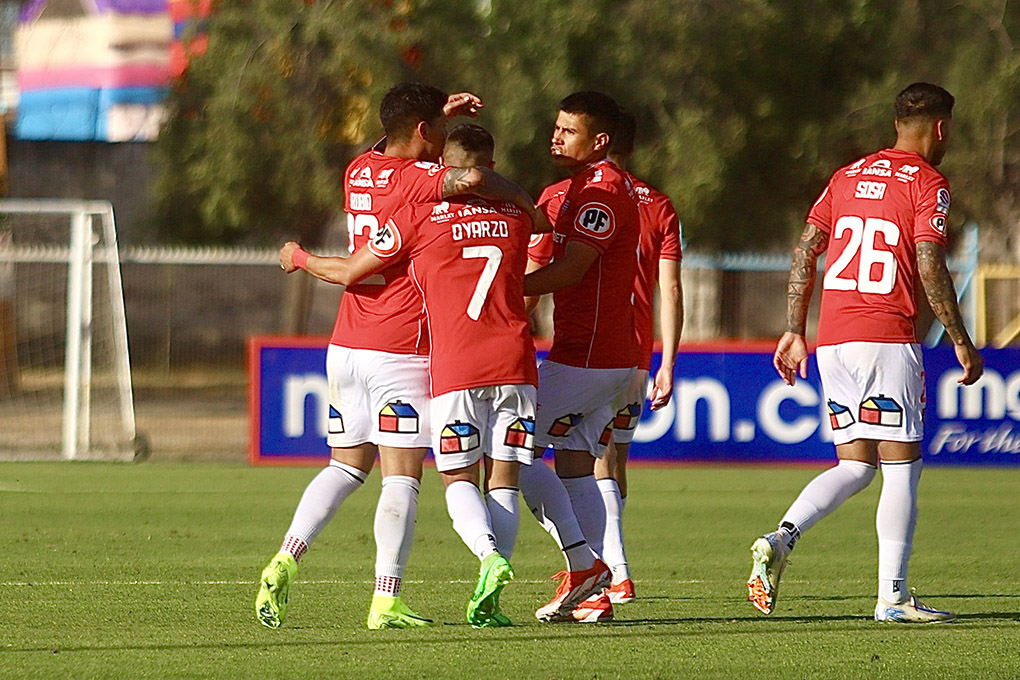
left=442, top=167, right=553, bottom=233
left=917, top=241, right=983, bottom=385
left=773, top=223, right=828, bottom=385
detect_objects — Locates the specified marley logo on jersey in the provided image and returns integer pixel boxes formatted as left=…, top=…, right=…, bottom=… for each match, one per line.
left=440, top=421, right=480, bottom=454
left=328, top=406, right=345, bottom=435
left=368, top=220, right=402, bottom=258
left=859, top=395, right=903, bottom=428
left=574, top=202, right=615, bottom=240
left=613, top=402, right=642, bottom=432
left=379, top=401, right=419, bottom=434
left=827, top=401, right=854, bottom=431
left=547, top=413, right=583, bottom=437
left=503, top=418, right=535, bottom=450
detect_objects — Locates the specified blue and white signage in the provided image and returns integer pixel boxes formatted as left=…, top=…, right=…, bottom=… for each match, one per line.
left=248, top=337, right=1020, bottom=466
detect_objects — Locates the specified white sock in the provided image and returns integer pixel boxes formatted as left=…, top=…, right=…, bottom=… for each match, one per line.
left=597, top=478, right=629, bottom=582
left=373, top=475, right=420, bottom=595
left=445, top=480, right=498, bottom=560
left=485, top=487, right=520, bottom=560
left=560, top=474, right=606, bottom=560
left=876, top=458, right=922, bottom=604
left=778, top=459, right=877, bottom=549
left=282, top=460, right=367, bottom=561
left=519, top=459, right=595, bottom=571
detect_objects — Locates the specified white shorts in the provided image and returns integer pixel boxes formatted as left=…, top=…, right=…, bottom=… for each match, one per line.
left=429, top=384, right=537, bottom=472
left=816, top=341, right=924, bottom=446
left=534, top=360, right=636, bottom=456
left=611, top=369, right=648, bottom=445
left=326, top=344, right=431, bottom=449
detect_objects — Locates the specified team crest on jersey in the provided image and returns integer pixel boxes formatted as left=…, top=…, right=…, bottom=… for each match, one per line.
left=574, top=202, right=615, bottom=240
left=379, top=401, right=419, bottom=434
left=613, top=402, right=642, bottom=432
left=328, top=406, right=345, bottom=434
left=504, top=418, right=535, bottom=450
left=440, top=421, right=480, bottom=453
left=368, top=220, right=402, bottom=258
left=859, top=395, right=903, bottom=428
left=548, top=413, right=583, bottom=437
left=827, top=401, right=854, bottom=431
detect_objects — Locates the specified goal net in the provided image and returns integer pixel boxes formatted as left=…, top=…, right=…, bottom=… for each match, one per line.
left=0, top=199, right=142, bottom=461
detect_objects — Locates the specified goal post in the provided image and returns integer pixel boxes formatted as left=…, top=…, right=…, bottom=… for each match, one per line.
left=0, top=199, right=142, bottom=461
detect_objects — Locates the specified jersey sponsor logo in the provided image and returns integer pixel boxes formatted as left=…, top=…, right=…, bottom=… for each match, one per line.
left=328, top=405, right=345, bottom=434
left=349, top=192, right=372, bottom=211
left=613, top=402, right=642, bottom=431
left=574, top=201, right=616, bottom=239
left=827, top=400, right=854, bottom=431
left=376, top=168, right=395, bottom=187
left=859, top=395, right=903, bottom=428
left=504, top=417, right=535, bottom=450
left=936, top=188, right=951, bottom=214
left=368, top=220, right=402, bottom=258
left=854, top=181, right=887, bottom=200
left=862, top=160, right=893, bottom=177
left=349, top=166, right=375, bottom=188
left=547, top=412, right=583, bottom=437
left=440, top=421, right=481, bottom=453
left=930, top=215, right=947, bottom=234
left=379, top=401, right=420, bottom=434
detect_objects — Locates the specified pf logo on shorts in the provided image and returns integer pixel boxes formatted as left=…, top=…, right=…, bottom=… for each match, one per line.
left=574, top=202, right=615, bottom=239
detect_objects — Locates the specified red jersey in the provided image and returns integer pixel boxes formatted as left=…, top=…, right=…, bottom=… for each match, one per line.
left=807, top=148, right=950, bottom=346
left=629, top=174, right=683, bottom=369
left=372, top=196, right=538, bottom=397
left=528, top=178, right=570, bottom=265
left=542, top=159, right=640, bottom=369
left=330, top=150, right=449, bottom=354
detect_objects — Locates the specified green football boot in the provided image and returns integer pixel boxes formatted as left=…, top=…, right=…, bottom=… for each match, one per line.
left=366, top=595, right=434, bottom=630
left=255, top=552, right=297, bottom=629
left=466, top=552, right=515, bottom=627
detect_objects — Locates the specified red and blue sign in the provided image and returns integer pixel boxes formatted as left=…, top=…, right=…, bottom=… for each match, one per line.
left=248, top=336, right=1020, bottom=467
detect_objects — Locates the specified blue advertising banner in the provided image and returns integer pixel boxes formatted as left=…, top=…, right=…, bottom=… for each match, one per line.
left=248, top=337, right=1020, bottom=467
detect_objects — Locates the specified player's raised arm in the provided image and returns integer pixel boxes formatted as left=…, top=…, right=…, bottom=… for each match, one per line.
left=279, top=241, right=386, bottom=287
left=443, top=92, right=484, bottom=119
left=441, top=166, right=549, bottom=231
left=916, top=240, right=983, bottom=385
left=774, top=223, right=827, bottom=385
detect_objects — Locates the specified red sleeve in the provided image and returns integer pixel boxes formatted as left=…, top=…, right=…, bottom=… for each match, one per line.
left=655, top=196, right=683, bottom=261
left=806, top=177, right=835, bottom=233
left=565, top=185, right=625, bottom=255
left=528, top=232, right=554, bottom=265
left=913, top=173, right=950, bottom=247
left=369, top=203, right=418, bottom=260
left=398, top=161, right=450, bottom=204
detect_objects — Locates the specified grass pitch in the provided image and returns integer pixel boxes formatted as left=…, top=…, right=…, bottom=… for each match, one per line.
left=2, top=462, right=1018, bottom=679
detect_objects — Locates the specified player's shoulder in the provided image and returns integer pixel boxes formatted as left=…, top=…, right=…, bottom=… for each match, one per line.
left=539, top=177, right=571, bottom=203
left=835, top=148, right=945, bottom=186
left=345, top=151, right=422, bottom=191
left=576, top=160, right=636, bottom=202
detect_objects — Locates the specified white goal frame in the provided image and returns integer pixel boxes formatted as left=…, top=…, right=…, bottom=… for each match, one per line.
left=0, top=199, right=137, bottom=460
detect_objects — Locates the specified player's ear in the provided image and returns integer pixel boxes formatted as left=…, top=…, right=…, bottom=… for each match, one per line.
left=935, top=119, right=944, bottom=141
left=415, top=120, right=429, bottom=142
left=593, top=132, right=610, bottom=153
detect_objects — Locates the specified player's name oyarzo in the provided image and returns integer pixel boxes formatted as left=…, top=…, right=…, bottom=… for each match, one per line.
left=451, top=219, right=510, bottom=241
left=929, top=422, right=1020, bottom=456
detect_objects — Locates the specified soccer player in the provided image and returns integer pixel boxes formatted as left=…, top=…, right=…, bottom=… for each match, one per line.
left=519, top=91, right=641, bottom=623
left=257, top=82, right=542, bottom=631
left=280, top=124, right=545, bottom=627
left=746, top=82, right=983, bottom=622
left=595, top=110, right=684, bottom=604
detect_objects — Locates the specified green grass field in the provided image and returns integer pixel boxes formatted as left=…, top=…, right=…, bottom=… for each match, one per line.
left=2, top=462, right=1018, bottom=679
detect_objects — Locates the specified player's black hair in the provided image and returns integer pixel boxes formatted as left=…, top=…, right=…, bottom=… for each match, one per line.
left=379, top=82, right=448, bottom=142
left=895, top=83, right=955, bottom=121
left=609, top=110, right=637, bottom=157
left=558, top=91, right=621, bottom=137
left=446, top=123, right=494, bottom=157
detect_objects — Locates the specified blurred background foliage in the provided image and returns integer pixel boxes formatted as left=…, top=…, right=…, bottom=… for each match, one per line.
left=150, top=0, right=1020, bottom=258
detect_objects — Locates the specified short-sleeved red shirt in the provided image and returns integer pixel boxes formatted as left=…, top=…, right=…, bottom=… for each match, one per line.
left=629, top=174, right=683, bottom=369
left=330, top=151, right=449, bottom=354
left=528, top=178, right=570, bottom=266
left=540, top=160, right=640, bottom=369
left=373, top=196, right=538, bottom=397
left=807, top=148, right=950, bottom=346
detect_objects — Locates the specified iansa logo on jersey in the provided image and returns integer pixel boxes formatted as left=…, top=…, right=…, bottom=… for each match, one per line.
left=574, top=202, right=616, bottom=240
left=504, top=418, right=535, bottom=450
left=349, top=166, right=375, bottom=188
left=368, top=220, right=402, bottom=258
left=859, top=395, right=903, bottom=428
left=379, top=401, right=419, bottom=434
left=440, top=421, right=480, bottom=453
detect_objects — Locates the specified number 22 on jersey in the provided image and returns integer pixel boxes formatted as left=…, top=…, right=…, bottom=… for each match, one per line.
left=822, top=216, right=900, bottom=295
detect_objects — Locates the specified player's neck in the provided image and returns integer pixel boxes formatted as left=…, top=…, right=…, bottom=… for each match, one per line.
left=568, top=155, right=609, bottom=176
left=383, top=139, right=429, bottom=161
left=892, top=137, right=933, bottom=164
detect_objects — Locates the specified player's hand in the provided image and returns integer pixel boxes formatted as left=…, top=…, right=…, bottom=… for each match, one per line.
left=279, top=241, right=301, bottom=273
left=773, top=331, right=808, bottom=386
left=649, top=365, right=674, bottom=410
left=954, top=341, right=984, bottom=385
left=444, top=92, right=483, bottom=119
left=529, top=205, right=553, bottom=233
